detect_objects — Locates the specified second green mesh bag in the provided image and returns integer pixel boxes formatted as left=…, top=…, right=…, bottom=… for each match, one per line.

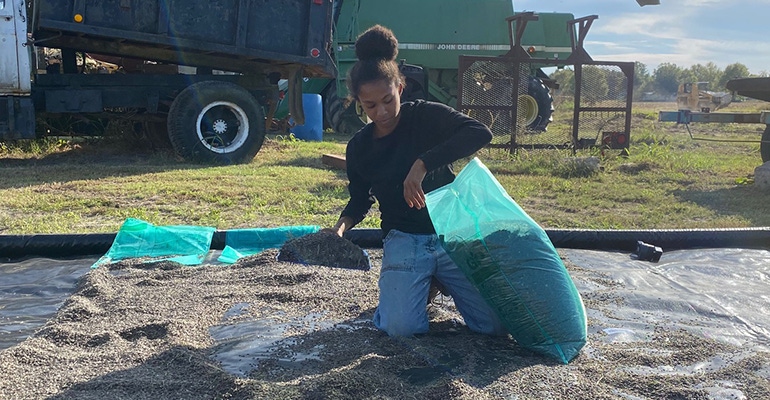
left=425, top=157, right=587, bottom=364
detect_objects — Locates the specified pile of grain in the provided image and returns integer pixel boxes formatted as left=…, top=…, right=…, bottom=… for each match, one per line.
left=0, top=247, right=768, bottom=400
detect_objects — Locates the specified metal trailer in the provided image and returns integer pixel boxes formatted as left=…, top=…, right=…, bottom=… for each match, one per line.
left=658, top=77, right=770, bottom=163
left=0, top=0, right=336, bottom=164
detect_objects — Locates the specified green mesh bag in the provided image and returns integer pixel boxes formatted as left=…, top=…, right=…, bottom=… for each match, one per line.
left=91, top=218, right=215, bottom=268
left=425, top=158, right=587, bottom=364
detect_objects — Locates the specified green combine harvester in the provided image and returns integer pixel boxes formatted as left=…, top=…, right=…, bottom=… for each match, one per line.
left=278, top=0, right=576, bottom=134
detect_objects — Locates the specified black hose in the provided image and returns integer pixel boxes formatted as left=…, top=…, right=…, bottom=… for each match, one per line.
left=1, top=228, right=769, bottom=260
left=345, top=228, right=770, bottom=252
left=0, top=233, right=117, bottom=260
left=544, top=228, right=770, bottom=251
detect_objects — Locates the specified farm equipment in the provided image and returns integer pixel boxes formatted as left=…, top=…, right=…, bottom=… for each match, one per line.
left=278, top=0, right=650, bottom=156
left=676, top=82, right=732, bottom=113
left=0, top=0, right=335, bottom=164
left=659, top=77, right=770, bottom=163
left=276, top=0, right=575, bottom=135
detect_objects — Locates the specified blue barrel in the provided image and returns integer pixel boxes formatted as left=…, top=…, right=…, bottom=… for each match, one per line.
left=290, top=94, right=323, bottom=141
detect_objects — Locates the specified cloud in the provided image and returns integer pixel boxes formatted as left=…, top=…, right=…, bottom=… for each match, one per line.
left=593, top=12, right=685, bottom=38
left=585, top=41, right=638, bottom=53
left=515, top=0, right=769, bottom=74
left=582, top=3, right=768, bottom=74
left=587, top=34, right=768, bottom=74
left=681, top=0, right=723, bottom=5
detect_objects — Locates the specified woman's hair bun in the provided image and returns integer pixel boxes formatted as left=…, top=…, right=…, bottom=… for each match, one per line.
left=355, top=25, right=398, bottom=62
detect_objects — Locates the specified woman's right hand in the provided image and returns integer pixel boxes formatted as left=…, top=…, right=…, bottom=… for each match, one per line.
left=323, top=216, right=354, bottom=237
left=404, top=159, right=428, bottom=209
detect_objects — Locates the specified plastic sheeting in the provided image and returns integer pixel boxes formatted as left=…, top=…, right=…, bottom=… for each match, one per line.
left=569, top=247, right=770, bottom=351
left=91, top=218, right=216, bottom=268
left=89, top=218, right=320, bottom=268
left=0, top=256, right=97, bottom=350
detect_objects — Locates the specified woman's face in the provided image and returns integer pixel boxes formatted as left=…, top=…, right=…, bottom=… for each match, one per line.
left=357, top=79, right=403, bottom=137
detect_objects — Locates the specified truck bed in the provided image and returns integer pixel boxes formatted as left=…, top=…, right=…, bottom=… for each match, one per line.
left=31, top=0, right=335, bottom=78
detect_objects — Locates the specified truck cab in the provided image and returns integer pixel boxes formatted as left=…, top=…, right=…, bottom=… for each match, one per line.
left=0, top=0, right=35, bottom=138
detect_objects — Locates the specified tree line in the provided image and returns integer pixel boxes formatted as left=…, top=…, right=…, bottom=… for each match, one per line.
left=549, top=61, right=765, bottom=100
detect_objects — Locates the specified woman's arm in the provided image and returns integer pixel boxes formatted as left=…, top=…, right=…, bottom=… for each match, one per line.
left=401, top=102, right=492, bottom=209
left=328, top=138, right=375, bottom=234
left=417, top=102, right=493, bottom=172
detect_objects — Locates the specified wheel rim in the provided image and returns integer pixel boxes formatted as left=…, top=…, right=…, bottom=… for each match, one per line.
left=354, top=101, right=370, bottom=124
left=196, top=101, right=249, bottom=153
left=517, top=94, right=539, bottom=126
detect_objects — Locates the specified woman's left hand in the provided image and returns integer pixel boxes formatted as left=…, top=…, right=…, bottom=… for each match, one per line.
left=404, top=159, right=428, bottom=209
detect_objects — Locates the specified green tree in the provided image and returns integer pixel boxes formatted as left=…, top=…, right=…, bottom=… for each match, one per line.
left=687, top=62, right=722, bottom=90
left=653, top=63, right=684, bottom=95
left=634, top=62, right=649, bottom=80
left=634, top=62, right=652, bottom=89
left=718, top=63, right=750, bottom=88
left=605, top=68, right=628, bottom=100
left=551, top=67, right=575, bottom=96
left=679, top=69, right=698, bottom=88
left=581, top=65, right=609, bottom=104
left=633, top=62, right=656, bottom=99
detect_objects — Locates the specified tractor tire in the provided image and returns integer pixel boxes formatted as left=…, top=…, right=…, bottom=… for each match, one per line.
left=167, top=81, right=265, bottom=164
left=528, top=76, right=554, bottom=131
left=762, top=125, right=770, bottom=163
left=324, top=83, right=365, bottom=135
left=402, top=78, right=427, bottom=103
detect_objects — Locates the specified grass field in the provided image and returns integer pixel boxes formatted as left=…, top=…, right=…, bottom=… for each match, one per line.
left=0, top=101, right=768, bottom=235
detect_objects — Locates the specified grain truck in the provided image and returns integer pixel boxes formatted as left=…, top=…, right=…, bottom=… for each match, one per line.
left=0, top=0, right=335, bottom=164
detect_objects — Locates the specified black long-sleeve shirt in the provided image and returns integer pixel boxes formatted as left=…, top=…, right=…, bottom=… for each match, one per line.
left=340, top=100, right=493, bottom=236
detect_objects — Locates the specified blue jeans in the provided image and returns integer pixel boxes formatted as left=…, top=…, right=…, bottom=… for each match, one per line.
left=372, top=229, right=506, bottom=337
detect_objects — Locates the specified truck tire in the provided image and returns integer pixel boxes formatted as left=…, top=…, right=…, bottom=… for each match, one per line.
left=528, top=76, right=554, bottom=131
left=168, top=81, right=265, bottom=164
left=762, top=125, right=770, bottom=163
left=324, top=83, right=365, bottom=135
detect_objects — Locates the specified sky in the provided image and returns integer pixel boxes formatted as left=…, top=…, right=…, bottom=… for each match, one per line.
left=514, top=0, right=770, bottom=76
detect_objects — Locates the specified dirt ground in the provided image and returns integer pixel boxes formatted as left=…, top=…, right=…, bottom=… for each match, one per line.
left=0, top=248, right=768, bottom=400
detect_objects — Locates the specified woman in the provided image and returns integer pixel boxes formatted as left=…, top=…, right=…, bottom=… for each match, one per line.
left=327, top=25, right=505, bottom=337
